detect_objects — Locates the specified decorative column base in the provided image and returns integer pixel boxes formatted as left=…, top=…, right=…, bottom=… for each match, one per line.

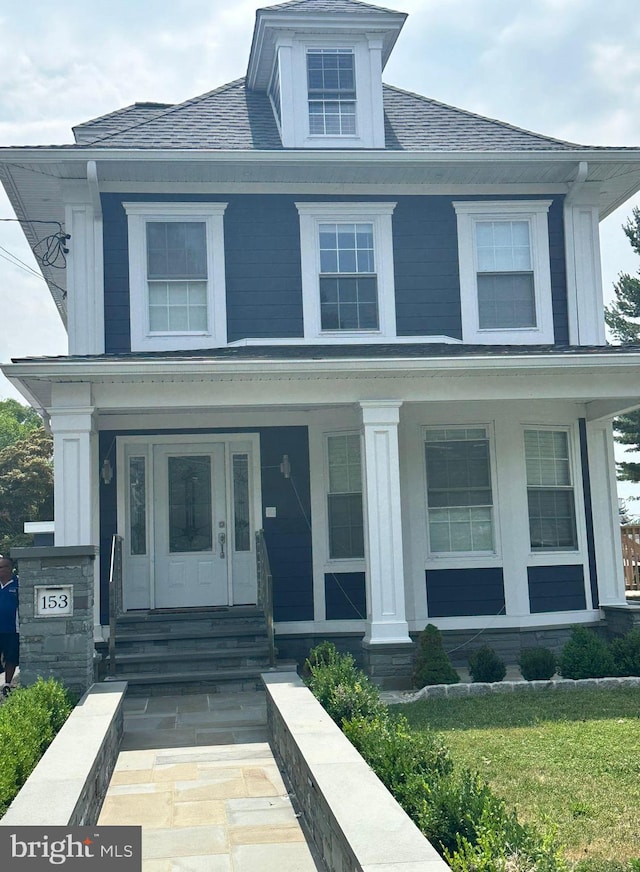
left=362, top=638, right=415, bottom=690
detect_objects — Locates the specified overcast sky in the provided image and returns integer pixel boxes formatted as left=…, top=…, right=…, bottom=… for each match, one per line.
left=1, top=0, right=640, bottom=501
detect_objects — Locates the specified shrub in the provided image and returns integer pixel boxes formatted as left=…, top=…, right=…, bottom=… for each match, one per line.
left=468, top=646, right=506, bottom=683
left=558, top=626, right=615, bottom=680
left=519, top=646, right=557, bottom=681
left=413, top=623, right=460, bottom=687
left=0, top=678, right=74, bottom=816
left=304, top=641, right=386, bottom=725
left=306, top=643, right=566, bottom=871
left=610, top=628, right=640, bottom=677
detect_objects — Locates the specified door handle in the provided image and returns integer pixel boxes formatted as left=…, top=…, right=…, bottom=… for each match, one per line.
left=218, top=532, right=226, bottom=558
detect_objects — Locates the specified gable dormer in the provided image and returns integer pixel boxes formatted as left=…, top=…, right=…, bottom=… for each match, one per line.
left=247, top=0, right=406, bottom=149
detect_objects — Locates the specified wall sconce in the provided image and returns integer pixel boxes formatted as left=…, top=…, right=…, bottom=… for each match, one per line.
left=279, top=454, right=291, bottom=479
left=101, top=457, right=113, bottom=485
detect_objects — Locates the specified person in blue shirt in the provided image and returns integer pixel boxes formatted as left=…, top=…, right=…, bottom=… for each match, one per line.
left=0, top=557, right=18, bottom=697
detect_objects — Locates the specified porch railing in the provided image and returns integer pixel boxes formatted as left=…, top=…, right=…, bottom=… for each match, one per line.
left=108, top=534, right=123, bottom=676
left=256, top=529, right=276, bottom=667
left=621, top=525, right=640, bottom=591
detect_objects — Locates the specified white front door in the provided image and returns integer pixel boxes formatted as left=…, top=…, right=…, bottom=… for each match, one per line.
left=121, top=435, right=261, bottom=611
left=153, top=443, right=228, bottom=608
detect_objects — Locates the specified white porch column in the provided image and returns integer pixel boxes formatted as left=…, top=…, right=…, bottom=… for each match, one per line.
left=360, top=401, right=411, bottom=645
left=49, top=384, right=98, bottom=547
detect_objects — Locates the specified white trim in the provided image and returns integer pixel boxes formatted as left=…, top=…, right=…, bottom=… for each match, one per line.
left=277, top=34, right=385, bottom=149
left=123, top=202, right=228, bottom=352
left=453, top=200, right=554, bottom=344
left=229, top=335, right=462, bottom=346
left=564, top=202, right=606, bottom=345
left=296, top=201, right=397, bottom=340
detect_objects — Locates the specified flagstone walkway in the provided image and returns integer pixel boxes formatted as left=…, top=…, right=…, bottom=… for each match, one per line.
left=97, top=690, right=326, bottom=871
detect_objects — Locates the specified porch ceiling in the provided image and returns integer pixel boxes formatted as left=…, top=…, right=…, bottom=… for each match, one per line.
left=5, top=345, right=640, bottom=423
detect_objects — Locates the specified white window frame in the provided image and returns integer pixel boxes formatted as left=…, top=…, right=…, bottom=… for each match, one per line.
left=423, top=424, right=500, bottom=560
left=306, top=47, right=357, bottom=138
left=523, top=425, right=580, bottom=554
left=452, top=200, right=554, bottom=345
left=296, top=202, right=397, bottom=341
left=276, top=34, right=385, bottom=149
left=124, top=202, right=228, bottom=352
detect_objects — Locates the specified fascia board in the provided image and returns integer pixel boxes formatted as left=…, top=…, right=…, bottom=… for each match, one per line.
left=6, top=351, right=640, bottom=382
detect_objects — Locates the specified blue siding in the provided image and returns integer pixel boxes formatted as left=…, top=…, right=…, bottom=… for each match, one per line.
left=325, top=572, right=366, bottom=620
left=579, top=418, right=599, bottom=607
left=426, top=567, right=505, bottom=618
left=98, top=426, right=313, bottom=624
left=528, top=564, right=586, bottom=613
left=101, top=193, right=569, bottom=350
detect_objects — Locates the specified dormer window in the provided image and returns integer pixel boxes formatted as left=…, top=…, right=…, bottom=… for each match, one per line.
left=246, top=3, right=405, bottom=150
left=307, top=49, right=356, bottom=136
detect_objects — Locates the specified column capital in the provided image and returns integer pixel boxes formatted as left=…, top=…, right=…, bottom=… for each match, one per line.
left=359, top=401, right=403, bottom=426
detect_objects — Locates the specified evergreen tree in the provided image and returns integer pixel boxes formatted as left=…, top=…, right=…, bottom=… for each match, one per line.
left=605, top=207, right=640, bottom=482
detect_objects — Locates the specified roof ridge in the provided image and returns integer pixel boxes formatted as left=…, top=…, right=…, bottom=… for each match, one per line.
left=259, top=0, right=399, bottom=14
left=81, top=79, right=247, bottom=146
left=382, top=82, right=587, bottom=149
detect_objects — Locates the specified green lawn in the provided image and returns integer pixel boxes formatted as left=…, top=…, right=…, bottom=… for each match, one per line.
left=391, top=688, right=640, bottom=866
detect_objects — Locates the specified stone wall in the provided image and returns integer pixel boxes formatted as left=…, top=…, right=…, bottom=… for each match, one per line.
left=0, top=681, right=127, bottom=826
left=10, top=546, right=99, bottom=696
left=263, top=671, right=451, bottom=872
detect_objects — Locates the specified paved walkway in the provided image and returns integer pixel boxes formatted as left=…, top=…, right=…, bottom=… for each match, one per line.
left=98, top=690, right=326, bottom=871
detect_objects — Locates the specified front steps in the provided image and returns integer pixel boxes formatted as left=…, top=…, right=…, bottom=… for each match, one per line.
left=102, top=606, right=288, bottom=695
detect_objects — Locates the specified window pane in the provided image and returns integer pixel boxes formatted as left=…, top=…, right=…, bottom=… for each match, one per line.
left=148, top=280, right=208, bottom=333
left=129, top=457, right=146, bottom=556
left=233, top=454, right=251, bottom=552
left=146, top=221, right=206, bottom=280
left=320, top=277, right=379, bottom=330
left=425, top=431, right=494, bottom=553
left=307, top=49, right=356, bottom=136
left=327, top=434, right=363, bottom=559
left=524, top=429, right=577, bottom=551
left=168, top=456, right=212, bottom=553
left=477, top=273, right=536, bottom=329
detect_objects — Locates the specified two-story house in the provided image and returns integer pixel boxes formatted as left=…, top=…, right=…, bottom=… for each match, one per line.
left=3, top=0, right=640, bottom=687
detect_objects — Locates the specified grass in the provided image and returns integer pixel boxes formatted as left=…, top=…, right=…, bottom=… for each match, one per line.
left=391, top=688, right=640, bottom=866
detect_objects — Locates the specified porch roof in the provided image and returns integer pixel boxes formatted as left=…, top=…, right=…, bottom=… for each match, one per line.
left=4, top=343, right=640, bottom=425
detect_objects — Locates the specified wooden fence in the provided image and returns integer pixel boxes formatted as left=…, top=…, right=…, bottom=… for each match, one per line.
left=621, top=525, right=640, bottom=590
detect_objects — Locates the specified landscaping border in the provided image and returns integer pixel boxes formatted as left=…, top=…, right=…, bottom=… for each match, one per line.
left=0, top=681, right=127, bottom=826
left=263, top=671, right=451, bottom=872
left=383, top=675, right=640, bottom=703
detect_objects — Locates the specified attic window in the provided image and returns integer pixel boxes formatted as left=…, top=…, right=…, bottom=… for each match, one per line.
left=307, top=49, right=356, bottom=136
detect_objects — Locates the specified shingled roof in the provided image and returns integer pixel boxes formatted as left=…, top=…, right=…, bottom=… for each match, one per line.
left=72, top=78, right=588, bottom=152
left=258, top=0, right=400, bottom=13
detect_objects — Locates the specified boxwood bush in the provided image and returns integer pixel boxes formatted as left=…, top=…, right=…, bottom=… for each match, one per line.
left=558, top=626, right=615, bottom=680
left=305, top=642, right=567, bottom=871
left=519, top=646, right=557, bottom=681
left=468, top=645, right=507, bottom=683
left=0, top=678, right=74, bottom=817
left=610, top=628, right=640, bottom=677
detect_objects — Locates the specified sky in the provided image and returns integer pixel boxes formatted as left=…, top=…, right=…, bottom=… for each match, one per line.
left=1, top=0, right=640, bottom=503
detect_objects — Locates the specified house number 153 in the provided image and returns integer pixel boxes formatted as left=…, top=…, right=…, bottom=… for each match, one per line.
left=34, top=586, right=73, bottom=617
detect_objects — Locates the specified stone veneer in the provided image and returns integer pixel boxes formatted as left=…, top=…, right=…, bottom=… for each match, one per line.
left=0, top=681, right=127, bottom=826
left=263, top=671, right=451, bottom=872
left=10, top=545, right=99, bottom=695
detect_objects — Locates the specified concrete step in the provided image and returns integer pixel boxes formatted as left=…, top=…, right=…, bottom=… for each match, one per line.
left=105, top=663, right=295, bottom=696
left=111, top=645, right=271, bottom=674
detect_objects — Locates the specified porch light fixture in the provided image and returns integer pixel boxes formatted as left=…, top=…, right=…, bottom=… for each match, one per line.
left=101, top=457, right=113, bottom=485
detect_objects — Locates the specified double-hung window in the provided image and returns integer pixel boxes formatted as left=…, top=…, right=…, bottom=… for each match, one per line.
left=425, top=428, right=495, bottom=554
left=453, top=201, right=554, bottom=344
left=327, top=433, right=364, bottom=559
left=124, top=203, right=228, bottom=352
left=307, top=49, right=356, bottom=136
left=296, top=202, right=396, bottom=340
left=524, top=429, right=578, bottom=551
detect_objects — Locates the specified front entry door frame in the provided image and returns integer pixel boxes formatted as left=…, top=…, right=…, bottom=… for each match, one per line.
left=117, top=433, right=262, bottom=611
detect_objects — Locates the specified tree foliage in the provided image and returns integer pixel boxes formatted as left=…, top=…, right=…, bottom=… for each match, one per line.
left=0, top=426, right=53, bottom=554
left=0, top=398, right=42, bottom=453
left=604, top=207, right=640, bottom=482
